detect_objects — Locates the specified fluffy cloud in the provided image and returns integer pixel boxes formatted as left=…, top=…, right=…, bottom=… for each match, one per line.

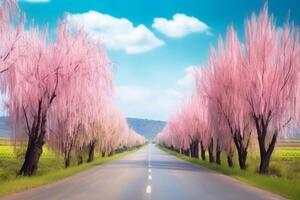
left=166, top=88, right=183, bottom=99
left=177, top=65, right=196, bottom=87
left=115, top=65, right=198, bottom=120
left=19, top=0, right=50, bottom=3
left=65, top=11, right=164, bottom=54
left=116, top=85, right=181, bottom=120
left=152, top=13, right=210, bottom=38
left=116, top=85, right=153, bottom=102
left=164, top=65, right=197, bottom=103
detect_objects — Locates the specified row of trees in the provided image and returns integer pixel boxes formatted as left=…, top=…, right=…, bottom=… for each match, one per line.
left=0, top=0, right=145, bottom=176
left=156, top=6, right=300, bottom=174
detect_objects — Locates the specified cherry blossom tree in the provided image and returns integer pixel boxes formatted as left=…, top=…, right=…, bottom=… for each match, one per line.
left=95, top=107, right=145, bottom=157
left=0, top=0, right=23, bottom=74
left=0, top=0, right=145, bottom=175
left=242, top=7, right=300, bottom=173
left=2, top=20, right=113, bottom=174
left=5, top=28, right=58, bottom=175
left=201, top=27, right=252, bottom=169
left=157, top=5, right=299, bottom=174
left=156, top=94, right=211, bottom=160
left=193, top=95, right=211, bottom=161
left=47, top=25, right=112, bottom=168
left=195, top=67, right=216, bottom=163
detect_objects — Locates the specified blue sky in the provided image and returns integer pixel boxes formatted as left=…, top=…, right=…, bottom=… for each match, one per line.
left=15, top=0, right=300, bottom=121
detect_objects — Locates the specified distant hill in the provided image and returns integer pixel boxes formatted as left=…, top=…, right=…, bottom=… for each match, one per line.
left=0, top=116, right=10, bottom=138
left=3, top=116, right=298, bottom=140
left=126, top=118, right=166, bottom=140
left=0, top=116, right=166, bottom=139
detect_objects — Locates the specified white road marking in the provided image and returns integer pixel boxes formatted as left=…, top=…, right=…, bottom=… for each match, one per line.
left=146, top=145, right=152, bottom=194
left=146, top=185, right=152, bottom=194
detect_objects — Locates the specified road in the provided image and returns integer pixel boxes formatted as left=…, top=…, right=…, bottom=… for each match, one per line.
left=3, top=144, right=285, bottom=200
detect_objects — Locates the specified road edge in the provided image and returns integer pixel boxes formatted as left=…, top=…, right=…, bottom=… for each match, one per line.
left=0, top=146, right=143, bottom=198
left=157, top=145, right=292, bottom=200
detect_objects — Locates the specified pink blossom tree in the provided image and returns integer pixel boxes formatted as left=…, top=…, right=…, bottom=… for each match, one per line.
left=157, top=5, right=299, bottom=174
left=200, top=27, right=252, bottom=169
left=95, top=107, right=145, bottom=157
left=1, top=0, right=144, bottom=175
left=5, top=28, right=58, bottom=175
left=191, top=95, right=211, bottom=161
left=3, top=21, right=112, bottom=174
left=0, top=0, right=23, bottom=74
left=156, top=94, right=211, bottom=160
left=195, top=67, right=216, bottom=163
left=242, top=7, right=300, bottom=173
left=47, top=25, right=112, bottom=168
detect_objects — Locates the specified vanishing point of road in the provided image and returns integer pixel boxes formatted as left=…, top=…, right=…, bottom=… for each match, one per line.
left=2, top=144, right=286, bottom=200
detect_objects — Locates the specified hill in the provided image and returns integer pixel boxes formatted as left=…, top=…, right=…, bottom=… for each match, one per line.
left=0, top=116, right=166, bottom=139
left=126, top=118, right=166, bottom=140
left=0, top=116, right=10, bottom=138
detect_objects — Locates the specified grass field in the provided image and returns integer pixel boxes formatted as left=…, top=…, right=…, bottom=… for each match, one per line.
left=0, top=138, right=141, bottom=197
left=159, top=140, right=300, bottom=200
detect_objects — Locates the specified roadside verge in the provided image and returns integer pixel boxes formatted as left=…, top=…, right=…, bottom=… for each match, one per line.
left=0, top=147, right=141, bottom=197
left=158, top=145, right=300, bottom=200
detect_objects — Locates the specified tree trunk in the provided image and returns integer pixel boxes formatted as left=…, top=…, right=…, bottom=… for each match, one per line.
left=190, top=143, right=194, bottom=157
left=64, top=147, right=72, bottom=168
left=64, top=136, right=75, bottom=168
left=227, top=154, right=233, bottom=168
left=253, top=115, right=278, bottom=174
left=77, top=147, right=83, bottom=165
left=195, top=141, right=199, bottom=158
left=216, top=139, right=221, bottom=165
left=101, top=151, right=106, bottom=157
left=208, top=138, right=215, bottom=163
left=232, top=130, right=250, bottom=170
left=108, top=150, right=114, bottom=157
left=200, top=141, right=206, bottom=160
left=237, top=149, right=247, bottom=170
left=87, top=140, right=96, bottom=162
left=18, top=138, right=43, bottom=176
left=182, top=149, right=189, bottom=156
left=18, top=112, right=47, bottom=176
left=259, top=133, right=277, bottom=173
left=190, top=140, right=199, bottom=158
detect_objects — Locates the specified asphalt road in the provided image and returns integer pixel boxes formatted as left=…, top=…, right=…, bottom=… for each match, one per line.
left=2, top=144, right=286, bottom=200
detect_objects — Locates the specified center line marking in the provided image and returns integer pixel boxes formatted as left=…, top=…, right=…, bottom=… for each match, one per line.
left=148, top=175, right=152, bottom=180
left=146, top=185, right=152, bottom=194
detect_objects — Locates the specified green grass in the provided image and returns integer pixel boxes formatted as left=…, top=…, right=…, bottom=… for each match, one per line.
left=158, top=145, right=300, bottom=200
left=0, top=139, right=141, bottom=197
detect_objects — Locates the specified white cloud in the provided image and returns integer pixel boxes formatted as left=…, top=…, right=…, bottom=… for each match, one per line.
left=115, top=65, right=198, bottom=120
left=19, top=0, right=50, bottom=3
left=116, top=85, right=153, bottom=102
left=115, top=85, right=182, bottom=120
left=65, top=11, right=164, bottom=54
left=152, top=13, right=210, bottom=38
left=177, top=65, right=196, bottom=87
left=166, top=88, right=183, bottom=99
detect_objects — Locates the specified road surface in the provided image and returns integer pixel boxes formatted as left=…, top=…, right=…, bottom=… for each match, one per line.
left=2, top=144, right=285, bottom=200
